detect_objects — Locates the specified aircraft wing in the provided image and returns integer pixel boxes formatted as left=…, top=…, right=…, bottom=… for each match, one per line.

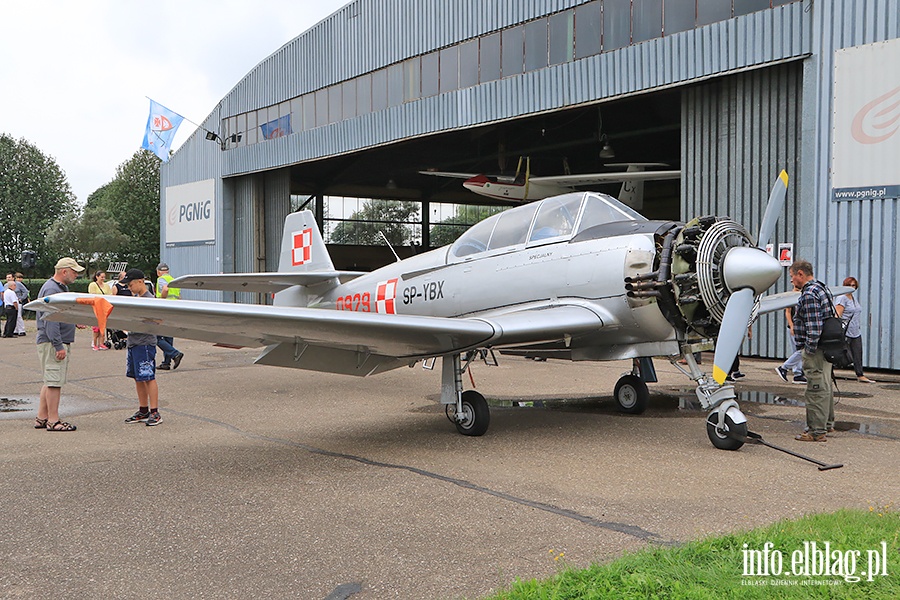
left=418, top=171, right=478, bottom=179
left=27, top=294, right=605, bottom=376
left=530, top=170, right=681, bottom=187
left=169, top=271, right=367, bottom=294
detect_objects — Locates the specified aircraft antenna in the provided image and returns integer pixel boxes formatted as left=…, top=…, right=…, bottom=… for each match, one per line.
left=378, top=231, right=402, bottom=263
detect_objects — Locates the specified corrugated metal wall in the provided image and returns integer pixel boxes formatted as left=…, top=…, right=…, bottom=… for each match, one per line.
left=682, top=62, right=803, bottom=361
left=801, top=0, right=900, bottom=370
left=221, top=0, right=589, bottom=116
left=263, top=169, right=291, bottom=272
left=219, top=2, right=812, bottom=179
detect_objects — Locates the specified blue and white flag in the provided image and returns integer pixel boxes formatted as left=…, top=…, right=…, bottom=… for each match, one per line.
left=260, top=114, right=292, bottom=140
left=141, top=99, right=184, bottom=162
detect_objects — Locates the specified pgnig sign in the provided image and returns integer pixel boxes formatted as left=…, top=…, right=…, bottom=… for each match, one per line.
left=742, top=541, right=889, bottom=585
left=165, top=179, right=216, bottom=247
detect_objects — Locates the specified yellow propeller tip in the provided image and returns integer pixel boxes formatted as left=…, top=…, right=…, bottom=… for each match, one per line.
left=712, top=365, right=729, bottom=385
left=779, top=170, right=789, bottom=187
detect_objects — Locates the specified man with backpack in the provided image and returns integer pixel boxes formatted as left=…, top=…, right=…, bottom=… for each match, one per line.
left=790, top=260, right=834, bottom=442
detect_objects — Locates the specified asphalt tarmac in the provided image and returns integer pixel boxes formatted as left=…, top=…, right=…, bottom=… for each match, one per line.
left=1, top=325, right=898, bottom=599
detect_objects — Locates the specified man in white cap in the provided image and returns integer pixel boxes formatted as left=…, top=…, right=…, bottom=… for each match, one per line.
left=34, top=257, right=84, bottom=432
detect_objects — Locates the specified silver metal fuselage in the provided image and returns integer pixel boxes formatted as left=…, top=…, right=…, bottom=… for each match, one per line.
left=287, top=230, right=680, bottom=361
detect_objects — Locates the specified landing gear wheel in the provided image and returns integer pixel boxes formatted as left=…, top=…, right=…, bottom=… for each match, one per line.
left=614, top=375, right=649, bottom=414
left=706, top=411, right=747, bottom=450
left=454, top=390, right=490, bottom=436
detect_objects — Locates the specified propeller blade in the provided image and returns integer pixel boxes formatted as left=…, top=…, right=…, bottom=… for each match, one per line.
left=712, top=287, right=754, bottom=384
left=756, top=170, right=789, bottom=249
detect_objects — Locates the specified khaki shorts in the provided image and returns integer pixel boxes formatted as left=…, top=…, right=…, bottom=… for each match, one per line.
left=38, top=342, right=70, bottom=387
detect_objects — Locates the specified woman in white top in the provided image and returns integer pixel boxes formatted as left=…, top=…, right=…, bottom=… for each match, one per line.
left=834, top=276, right=874, bottom=383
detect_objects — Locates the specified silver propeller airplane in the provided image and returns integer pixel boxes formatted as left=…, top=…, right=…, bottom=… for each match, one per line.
left=30, top=170, right=813, bottom=450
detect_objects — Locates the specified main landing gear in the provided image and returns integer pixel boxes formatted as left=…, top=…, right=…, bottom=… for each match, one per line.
left=442, top=353, right=491, bottom=436
left=613, top=375, right=649, bottom=414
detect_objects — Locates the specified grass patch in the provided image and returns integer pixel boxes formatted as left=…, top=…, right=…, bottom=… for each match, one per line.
left=483, top=507, right=898, bottom=599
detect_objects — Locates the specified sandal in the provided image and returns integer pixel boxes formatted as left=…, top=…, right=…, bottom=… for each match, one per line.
left=46, top=421, right=77, bottom=432
left=34, top=417, right=48, bottom=429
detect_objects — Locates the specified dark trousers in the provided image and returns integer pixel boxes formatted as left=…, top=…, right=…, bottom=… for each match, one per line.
left=3, top=306, right=17, bottom=337
left=157, top=336, right=178, bottom=363
left=848, top=335, right=864, bottom=377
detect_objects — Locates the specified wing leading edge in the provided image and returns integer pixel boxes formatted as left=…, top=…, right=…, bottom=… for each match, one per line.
left=169, top=271, right=366, bottom=294
left=27, top=294, right=606, bottom=376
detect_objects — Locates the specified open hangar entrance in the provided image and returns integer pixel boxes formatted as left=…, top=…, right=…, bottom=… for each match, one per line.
left=227, top=62, right=800, bottom=281
left=265, top=88, right=683, bottom=272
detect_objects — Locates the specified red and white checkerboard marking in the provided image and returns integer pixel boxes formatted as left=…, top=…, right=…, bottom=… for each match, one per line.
left=375, top=278, right=399, bottom=314
left=291, top=228, right=313, bottom=266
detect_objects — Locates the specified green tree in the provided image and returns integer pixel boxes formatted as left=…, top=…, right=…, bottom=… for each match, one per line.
left=88, top=149, right=161, bottom=272
left=44, top=205, right=131, bottom=275
left=429, top=204, right=505, bottom=247
left=329, top=199, right=420, bottom=245
left=0, top=133, right=77, bottom=274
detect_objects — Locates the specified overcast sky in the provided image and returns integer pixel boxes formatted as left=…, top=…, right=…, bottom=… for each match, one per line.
left=0, top=0, right=349, bottom=204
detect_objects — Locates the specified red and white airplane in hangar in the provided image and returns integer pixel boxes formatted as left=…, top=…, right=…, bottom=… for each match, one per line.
left=30, top=170, right=839, bottom=451
left=419, top=162, right=680, bottom=206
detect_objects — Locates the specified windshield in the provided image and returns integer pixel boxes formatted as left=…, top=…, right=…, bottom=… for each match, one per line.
left=575, top=193, right=646, bottom=234
left=449, top=192, right=645, bottom=259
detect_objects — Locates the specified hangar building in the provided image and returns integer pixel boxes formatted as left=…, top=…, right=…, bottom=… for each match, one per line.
left=160, top=0, right=900, bottom=369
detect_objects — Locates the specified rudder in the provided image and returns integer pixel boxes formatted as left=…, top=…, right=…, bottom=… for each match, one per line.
left=278, top=210, right=334, bottom=273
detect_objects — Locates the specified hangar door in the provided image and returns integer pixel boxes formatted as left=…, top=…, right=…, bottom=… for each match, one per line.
left=232, top=169, right=292, bottom=304
left=682, top=61, right=803, bottom=360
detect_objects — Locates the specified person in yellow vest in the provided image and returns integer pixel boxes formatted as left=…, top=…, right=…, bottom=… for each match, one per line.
left=155, top=263, right=184, bottom=370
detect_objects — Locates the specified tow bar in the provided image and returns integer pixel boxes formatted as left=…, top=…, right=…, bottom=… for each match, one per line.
left=738, top=430, right=844, bottom=471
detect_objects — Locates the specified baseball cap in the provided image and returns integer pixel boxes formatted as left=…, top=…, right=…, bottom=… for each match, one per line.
left=54, top=257, right=85, bottom=272
left=156, top=262, right=169, bottom=271
left=121, top=268, right=145, bottom=283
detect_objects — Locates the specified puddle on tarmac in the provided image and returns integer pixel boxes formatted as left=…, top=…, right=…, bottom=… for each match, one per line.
left=483, top=390, right=893, bottom=438
left=0, top=397, right=29, bottom=413
left=0, top=394, right=130, bottom=420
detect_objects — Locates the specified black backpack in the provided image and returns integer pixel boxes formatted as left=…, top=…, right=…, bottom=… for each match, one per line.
left=818, top=284, right=854, bottom=369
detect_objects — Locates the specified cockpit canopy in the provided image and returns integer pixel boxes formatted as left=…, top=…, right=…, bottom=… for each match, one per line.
left=449, top=192, right=646, bottom=259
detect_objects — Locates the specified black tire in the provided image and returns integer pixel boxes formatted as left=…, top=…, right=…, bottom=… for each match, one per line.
left=454, top=390, right=490, bottom=436
left=614, top=375, right=649, bottom=414
left=706, top=411, right=747, bottom=450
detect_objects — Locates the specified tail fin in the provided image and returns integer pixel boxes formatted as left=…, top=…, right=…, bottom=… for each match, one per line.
left=278, top=210, right=334, bottom=272
left=616, top=164, right=648, bottom=210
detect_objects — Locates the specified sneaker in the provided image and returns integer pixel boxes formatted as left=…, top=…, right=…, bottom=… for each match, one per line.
left=125, top=411, right=150, bottom=423
left=792, top=374, right=808, bottom=384
left=731, top=371, right=745, bottom=379
left=172, top=352, right=184, bottom=370
left=795, top=431, right=826, bottom=442
left=775, top=366, right=789, bottom=382
left=146, top=411, right=162, bottom=427
left=97, top=345, right=108, bottom=351
left=157, top=363, right=171, bottom=371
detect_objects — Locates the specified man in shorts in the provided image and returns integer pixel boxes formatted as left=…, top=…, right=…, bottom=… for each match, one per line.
left=120, top=269, right=163, bottom=427
left=35, top=257, right=84, bottom=431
